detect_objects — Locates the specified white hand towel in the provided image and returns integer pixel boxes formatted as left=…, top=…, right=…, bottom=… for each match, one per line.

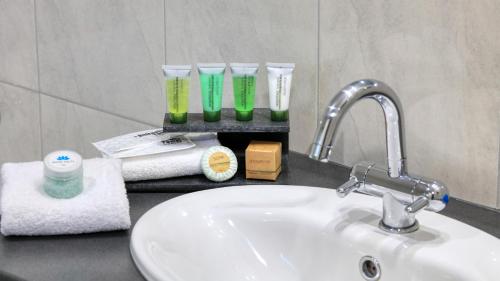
left=0, top=158, right=130, bottom=236
left=121, top=133, right=220, bottom=181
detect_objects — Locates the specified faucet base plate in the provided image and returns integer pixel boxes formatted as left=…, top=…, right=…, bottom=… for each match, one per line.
left=378, top=220, right=419, bottom=234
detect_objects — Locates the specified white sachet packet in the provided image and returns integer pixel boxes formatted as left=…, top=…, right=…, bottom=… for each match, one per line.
left=93, top=129, right=195, bottom=159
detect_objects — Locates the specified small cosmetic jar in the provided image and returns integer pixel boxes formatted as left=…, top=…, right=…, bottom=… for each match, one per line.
left=43, top=150, right=83, bottom=199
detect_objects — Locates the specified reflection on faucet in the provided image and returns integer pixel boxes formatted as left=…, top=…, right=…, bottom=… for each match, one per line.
left=310, top=79, right=406, bottom=178
left=309, top=79, right=449, bottom=234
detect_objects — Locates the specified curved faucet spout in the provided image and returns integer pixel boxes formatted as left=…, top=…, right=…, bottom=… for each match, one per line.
left=309, top=79, right=407, bottom=178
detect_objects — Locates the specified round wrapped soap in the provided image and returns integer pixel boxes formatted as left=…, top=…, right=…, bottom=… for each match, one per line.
left=201, top=146, right=238, bottom=182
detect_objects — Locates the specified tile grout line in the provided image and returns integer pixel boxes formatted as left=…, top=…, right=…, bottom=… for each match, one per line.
left=37, top=91, right=157, bottom=127
left=316, top=0, right=321, bottom=126
left=0, top=78, right=158, bottom=128
left=33, top=0, right=44, bottom=158
left=0, top=80, right=38, bottom=95
left=163, top=0, right=167, bottom=64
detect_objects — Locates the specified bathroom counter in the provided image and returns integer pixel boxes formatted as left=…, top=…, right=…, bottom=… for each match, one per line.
left=0, top=152, right=499, bottom=281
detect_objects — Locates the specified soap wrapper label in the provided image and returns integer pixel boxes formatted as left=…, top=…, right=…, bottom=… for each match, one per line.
left=93, top=129, right=195, bottom=159
left=208, top=152, right=231, bottom=173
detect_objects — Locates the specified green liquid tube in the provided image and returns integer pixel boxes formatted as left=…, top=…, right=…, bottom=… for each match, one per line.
left=198, top=64, right=226, bottom=122
left=230, top=63, right=259, bottom=121
left=232, top=75, right=256, bottom=121
left=166, top=77, right=190, bottom=123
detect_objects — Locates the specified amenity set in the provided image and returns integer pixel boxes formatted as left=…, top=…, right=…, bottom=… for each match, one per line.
left=163, top=63, right=295, bottom=122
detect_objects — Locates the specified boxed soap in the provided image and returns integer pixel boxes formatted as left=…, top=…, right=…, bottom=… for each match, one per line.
left=245, top=141, right=282, bottom=181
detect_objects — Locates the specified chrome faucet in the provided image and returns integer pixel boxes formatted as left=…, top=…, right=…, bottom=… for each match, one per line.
left=309, top=79, right=449, bottom=234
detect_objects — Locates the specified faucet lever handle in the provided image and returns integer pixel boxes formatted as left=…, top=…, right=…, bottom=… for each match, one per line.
left=405, top=196, right=430, bottom=214
left=336, top=177, right=360, bottom=198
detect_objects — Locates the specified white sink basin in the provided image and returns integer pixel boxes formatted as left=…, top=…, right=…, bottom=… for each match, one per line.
left=130, top=185, right=500, bottom=281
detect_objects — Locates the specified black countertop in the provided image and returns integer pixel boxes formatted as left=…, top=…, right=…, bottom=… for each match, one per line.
left=0, top=152, right=499, bottom=281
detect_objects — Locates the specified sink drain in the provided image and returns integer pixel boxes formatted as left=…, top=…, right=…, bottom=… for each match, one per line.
left=359, top=256, right=381, bottom=281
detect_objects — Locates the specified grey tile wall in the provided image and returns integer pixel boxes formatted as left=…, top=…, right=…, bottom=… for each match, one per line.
left=0, top=83, right=41, bottom=163
left=40, top=95, right=152, bottom=158
left=0, top=0, right=38, bottom=89
left=165, top=0, right=318, bottom=152
left=36, top=0, right=165, bottom=126
left=0, top=0, right=499, bottom=208
left=0, top=0, right=41, bottom=165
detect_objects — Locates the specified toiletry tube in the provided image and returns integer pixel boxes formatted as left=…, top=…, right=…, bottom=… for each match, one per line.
left=162, top=65, right=191, bottom=124
left=230, top=63, right=259, bottom=121
left=197, top=63, right=226, bottom=122
left=266, top=63, right=295, bottom=121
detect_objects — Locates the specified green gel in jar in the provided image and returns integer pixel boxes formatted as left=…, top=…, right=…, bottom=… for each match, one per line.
left=43, top=150, right=83, bottom=199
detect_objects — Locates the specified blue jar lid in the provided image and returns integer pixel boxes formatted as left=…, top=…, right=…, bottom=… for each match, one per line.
left=43, top=150, right=83, bottom=180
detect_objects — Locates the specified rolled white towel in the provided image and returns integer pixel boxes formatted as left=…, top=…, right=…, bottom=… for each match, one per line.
left=121, top=133, right=220, bottom=181
left=0, top=158, right=130, bottom=236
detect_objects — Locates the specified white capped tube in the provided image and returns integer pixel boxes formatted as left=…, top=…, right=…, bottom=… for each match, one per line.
left=230, top=63, right=259, bottom=76
left=162, top=64, right=192, bottom=78
left=197, top=63, right=226, bottom=74
left=266, top=62, right=295, bottom=121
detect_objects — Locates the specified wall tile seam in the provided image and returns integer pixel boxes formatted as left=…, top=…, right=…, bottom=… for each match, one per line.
left=38, top=91, right=157, bottom=128
left=452, top=197, right=500, bottom=214
left=0, top=80, right=154, bottom=135
left=315, top=0, right=320, bottom=128
left=0, top=80, right=38, bottom=96
left=163, top=0, right=167, bottom=65
left=33, top=0, right=43, bottom=160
